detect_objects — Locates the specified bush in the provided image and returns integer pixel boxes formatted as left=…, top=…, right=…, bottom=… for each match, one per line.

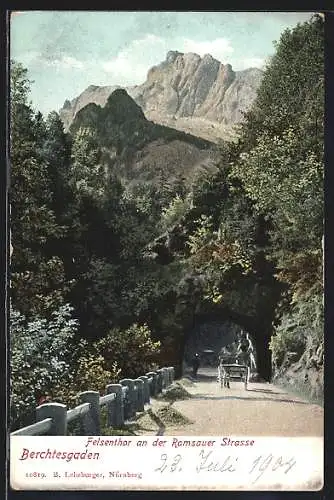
left=10, top=303, right=78, bottom=429
left=95, top=323, right=160, bottom=379
left=54, top=344, right=121, bottom=410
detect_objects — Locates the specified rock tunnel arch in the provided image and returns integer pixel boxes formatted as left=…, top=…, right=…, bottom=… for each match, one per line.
left=149, top=216, right=280, bottom=383
left=178, top=309, right=273, bottom=382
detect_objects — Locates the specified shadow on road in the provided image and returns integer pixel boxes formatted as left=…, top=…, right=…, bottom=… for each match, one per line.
left=191, top=394, right=310, bottom=405
left=184, top=372, right=217, bottom=382
left=247, top=388, right=287, bottom=396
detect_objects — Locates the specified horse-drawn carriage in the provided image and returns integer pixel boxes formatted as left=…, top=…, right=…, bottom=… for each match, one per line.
left=217, top=352, right=250, bottom=390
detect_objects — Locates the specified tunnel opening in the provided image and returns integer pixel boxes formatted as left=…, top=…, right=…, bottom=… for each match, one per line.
left=179, top=310, right=273, bottom=382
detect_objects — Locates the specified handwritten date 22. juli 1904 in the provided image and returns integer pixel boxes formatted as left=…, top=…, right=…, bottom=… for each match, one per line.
left=154, top=450, right=296, bottom=484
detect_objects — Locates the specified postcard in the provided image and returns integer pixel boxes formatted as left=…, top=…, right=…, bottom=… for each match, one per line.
left=8, top=10, right=324, bottom=491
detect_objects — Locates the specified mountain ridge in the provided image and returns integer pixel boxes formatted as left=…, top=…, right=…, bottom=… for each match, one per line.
left=69, top=87, right=218, bottom=188
left=59, top=51, right=263, bottom=143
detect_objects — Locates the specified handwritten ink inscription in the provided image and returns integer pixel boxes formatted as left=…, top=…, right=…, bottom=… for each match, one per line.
left=154, top=453, right=183, bottom=473
left=154, top=450, right=297, bottom=484
left=249, top=454, right=296, bottom=484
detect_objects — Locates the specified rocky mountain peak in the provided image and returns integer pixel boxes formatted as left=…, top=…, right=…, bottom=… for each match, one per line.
left=166, top=50, right=183, bottom=63
left=59, top=51, right=263, bottom=142
left=104, top=88, right=145, bottom=123
left=202, top=53, right=215, bottom=62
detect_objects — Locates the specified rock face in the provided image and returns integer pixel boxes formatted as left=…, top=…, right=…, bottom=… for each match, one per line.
left=130, top=51, right=261, bottom=125
left=272, top=341, right=324, bottom=404
left=59, top=51, right=263, bottom=142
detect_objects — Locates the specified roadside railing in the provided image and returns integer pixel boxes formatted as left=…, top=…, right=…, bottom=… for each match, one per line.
left=11, top=366, right=174, bottom=436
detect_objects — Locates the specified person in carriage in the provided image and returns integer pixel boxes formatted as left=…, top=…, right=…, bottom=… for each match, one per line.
left=217, top=343, right=235, bottom=382
left=236, top=331, right=256, bottom=381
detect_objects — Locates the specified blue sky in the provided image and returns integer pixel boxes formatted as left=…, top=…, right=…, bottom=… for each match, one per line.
left=10, top=11, right=314, bottom=116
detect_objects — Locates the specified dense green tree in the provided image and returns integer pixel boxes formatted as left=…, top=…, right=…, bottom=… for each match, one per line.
left=239, top=14, right=323, bottom=150
left=10, top=61, right=71, bottom=317
left=232, top=15, right=323, bottom=299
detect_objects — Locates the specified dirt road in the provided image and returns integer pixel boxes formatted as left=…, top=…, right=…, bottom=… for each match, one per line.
left=154, top=368, right=323, bottom=437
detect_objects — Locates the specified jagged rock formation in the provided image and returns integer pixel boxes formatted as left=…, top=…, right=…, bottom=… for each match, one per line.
left=59, top=51, right=263, bottom=142
left=130, top=51, right=261, bottom=125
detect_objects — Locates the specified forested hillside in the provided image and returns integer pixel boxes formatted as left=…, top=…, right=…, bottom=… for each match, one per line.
left=10, top=15, right=323, bottom=430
